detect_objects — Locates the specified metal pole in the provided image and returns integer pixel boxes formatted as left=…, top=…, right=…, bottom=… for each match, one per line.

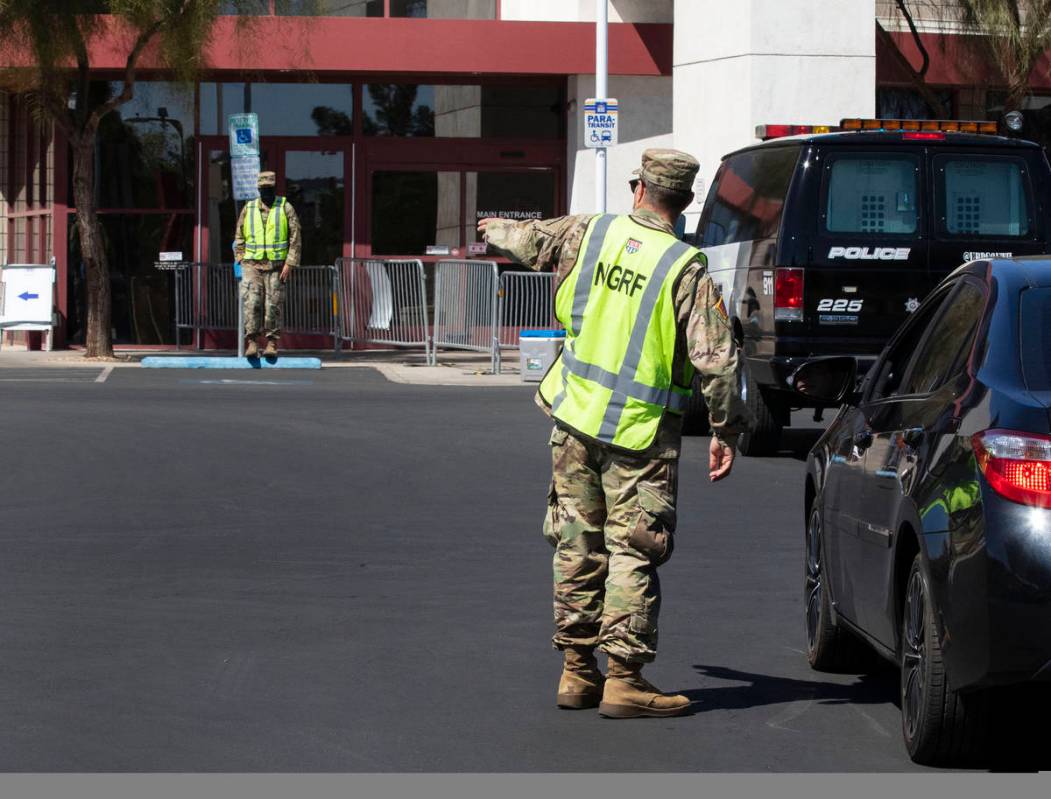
left=234, top=198, right=244, bottom=358
left=595, top=0, right=608, bottom=213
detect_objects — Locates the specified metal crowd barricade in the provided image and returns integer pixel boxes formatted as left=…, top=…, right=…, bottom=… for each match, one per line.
left=175, top=263, right=339, bottom=350
left=338, top=258, right=431, bottom=357
left=431, top=260, right=501, bottom=372
left=496, top=271, right=558, bottom=348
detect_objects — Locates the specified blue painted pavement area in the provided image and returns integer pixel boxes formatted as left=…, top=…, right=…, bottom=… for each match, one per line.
left=140, top=356, right=322, bottom=369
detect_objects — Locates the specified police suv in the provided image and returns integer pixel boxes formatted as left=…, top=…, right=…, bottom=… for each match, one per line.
left=687, top=118, right=1051, bottom=455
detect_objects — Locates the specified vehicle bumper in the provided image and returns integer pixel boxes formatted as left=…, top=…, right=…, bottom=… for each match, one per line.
left=935, top=489, right=1051, bottom=691
left=745, top=354, right=878, bottom=403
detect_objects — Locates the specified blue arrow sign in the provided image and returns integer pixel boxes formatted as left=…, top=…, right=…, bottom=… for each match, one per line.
left=18, top=291, right=39, bottom=301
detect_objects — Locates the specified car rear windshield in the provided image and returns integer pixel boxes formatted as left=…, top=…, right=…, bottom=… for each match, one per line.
left=825, top=156, right=918, bottom=235
left=1020, top=287, right=1051, bottom=390
left=939, top=157, right=1030, bottom=237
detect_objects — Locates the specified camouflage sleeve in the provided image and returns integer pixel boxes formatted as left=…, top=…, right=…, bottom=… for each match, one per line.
left=284, top=202, right=302, bottom=269
left=233, top=204, right=248, bottom=263
left=678, top=261, right=755, bottom=448
left=483, top=214, right=594, bottom=272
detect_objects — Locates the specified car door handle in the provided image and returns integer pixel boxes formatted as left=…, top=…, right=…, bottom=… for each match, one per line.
left=853, top=430, right=873, bottom=450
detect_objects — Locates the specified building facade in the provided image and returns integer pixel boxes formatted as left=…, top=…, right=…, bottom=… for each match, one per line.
left=1, top=0, right=1046, bottom=348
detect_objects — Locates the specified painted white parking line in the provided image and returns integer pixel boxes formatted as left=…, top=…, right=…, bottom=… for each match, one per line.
left=95, top=366, right=114, bottom=383
left=181, top=378, right=315, bottom=386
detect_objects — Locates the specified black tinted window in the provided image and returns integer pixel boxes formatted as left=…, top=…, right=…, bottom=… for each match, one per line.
left=869, top=290, right=951, bottom=400
left=825, top=155, right=918, bottom=234
left=938, top=156, right=1030, bottom=238
left=697, top=147, right=798, bottom=246
left=1021, top=287, right=1051, bottom=390
left=899, top=282, right=985, bottom=396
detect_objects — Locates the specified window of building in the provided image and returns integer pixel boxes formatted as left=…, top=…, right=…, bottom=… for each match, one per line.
left=825, top=156, right=918, bottom=235
left=937, top=156, right=1030, bottom=238
left=390, top=0, right=496, bottom=18
left=200, top=82, right=354, bottom=137
left=275, top=0, right=383, bottom=14
left=371, top=171, right=460, bottom=255
left=697, top=146, right=798, bottom=246
left=90, top=81, right=195, bottom=211
left=364, top=84, right=560, bottom=138
left=466, top=170, right=556, bottom=244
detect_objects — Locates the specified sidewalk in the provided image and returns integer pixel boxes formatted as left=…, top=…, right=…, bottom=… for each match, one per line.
left=0, top=348, right=530, bottom=387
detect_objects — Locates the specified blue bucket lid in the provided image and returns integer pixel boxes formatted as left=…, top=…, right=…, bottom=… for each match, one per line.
left=519, top=329, right=566, bottom=339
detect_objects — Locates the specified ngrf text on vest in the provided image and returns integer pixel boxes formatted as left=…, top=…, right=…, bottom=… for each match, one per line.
left=594, top=262, right=648, bottom=298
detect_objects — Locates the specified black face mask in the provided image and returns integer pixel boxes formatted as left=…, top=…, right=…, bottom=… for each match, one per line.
left=258, top=187, right=276, bottom=205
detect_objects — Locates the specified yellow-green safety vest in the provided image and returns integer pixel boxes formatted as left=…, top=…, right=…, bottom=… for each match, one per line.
left=538, top=214, right=700, bottom=451
left=242, top=197, right=290, bottom=261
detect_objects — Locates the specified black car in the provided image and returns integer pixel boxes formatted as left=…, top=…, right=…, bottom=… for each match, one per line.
left=795, top=257, right=1051, bottom=767
left=688, top=120, right=1051, bottom=456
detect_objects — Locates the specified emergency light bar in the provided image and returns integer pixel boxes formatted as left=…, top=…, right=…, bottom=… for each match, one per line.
left=840, top=118, right=998, bottom=135
left=756, top=118, right=999, bottom=141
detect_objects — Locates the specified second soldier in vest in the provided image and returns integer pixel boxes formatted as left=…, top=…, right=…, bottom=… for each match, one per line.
left=480, top=149, right=753, bottom=719
left=233, top=170, right=302, bottom=358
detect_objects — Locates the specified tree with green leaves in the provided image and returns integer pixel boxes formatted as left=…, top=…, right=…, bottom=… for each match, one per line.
left=0, top=1, right=251, bottom=357
left=955, top=0, right=1051, bottom=113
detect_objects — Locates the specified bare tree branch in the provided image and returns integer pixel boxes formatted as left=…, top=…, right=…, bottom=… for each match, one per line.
left=876, top=19, right=949, bottom=117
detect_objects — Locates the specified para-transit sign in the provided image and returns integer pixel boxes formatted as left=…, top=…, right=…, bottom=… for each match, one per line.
left=584, top=98, right=619, bottom=148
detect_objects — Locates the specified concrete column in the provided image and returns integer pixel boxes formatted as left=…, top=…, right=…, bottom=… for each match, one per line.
left=674, top=0, right=876, bottom=224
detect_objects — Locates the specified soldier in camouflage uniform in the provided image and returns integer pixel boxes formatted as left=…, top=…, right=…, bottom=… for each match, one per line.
left=233, top=171, right=302, bottom=358
left=480, top=149, right=753, bottom=718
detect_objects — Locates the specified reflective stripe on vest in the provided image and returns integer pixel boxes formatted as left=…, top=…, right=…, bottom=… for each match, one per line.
left=243, top=197, right=289, bottom=261
left=539, top=214, right=698, bottom=451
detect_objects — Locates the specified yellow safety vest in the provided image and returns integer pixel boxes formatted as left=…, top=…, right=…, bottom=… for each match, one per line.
left=538, top=214, right=700, bottom=451
left=242, top=197, right=289, bottom=261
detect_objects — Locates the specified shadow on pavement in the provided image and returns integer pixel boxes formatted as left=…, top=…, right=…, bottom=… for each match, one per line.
left=680, top=663, right=899, bottom=712
left=780, top=427, right=826, bottom=461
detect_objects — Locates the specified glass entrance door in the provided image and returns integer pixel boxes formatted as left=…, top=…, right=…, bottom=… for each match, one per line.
left=282, top=149, right=346, bottom=266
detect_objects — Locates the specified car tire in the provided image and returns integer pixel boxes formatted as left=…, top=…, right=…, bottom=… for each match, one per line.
left=682, top=373, right=711, bottom=436
left=804, top=501, right=871, bottom=672
left=738, top=366, right=783, bottom=457
left=900, top=553, right=990, bottom=767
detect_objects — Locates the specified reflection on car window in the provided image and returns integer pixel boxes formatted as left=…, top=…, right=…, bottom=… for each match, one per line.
left=826, top=157, right=918, bottom=235
left=868, top=290, right=950, bottom=401
left=899, top=283, right=984, bottom=396
left=697, top=147, right=798, bottom=246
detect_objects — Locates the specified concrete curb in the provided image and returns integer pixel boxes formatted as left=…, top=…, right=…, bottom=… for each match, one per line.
left=141, top=356, right=322, bottom=369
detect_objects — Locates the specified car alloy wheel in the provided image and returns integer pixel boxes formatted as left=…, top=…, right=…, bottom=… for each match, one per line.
left=901, top=568, right=926, bottom=741
left=805, top=507, right=823, bottom=652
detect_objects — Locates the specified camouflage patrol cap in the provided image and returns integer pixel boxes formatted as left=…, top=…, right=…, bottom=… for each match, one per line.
left=632, top=148, right=699, bottom=193
left=257, top=171, right=277, bottom=187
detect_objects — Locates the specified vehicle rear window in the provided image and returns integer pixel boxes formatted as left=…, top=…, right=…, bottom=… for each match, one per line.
left=825, top=156, right=918, bottom=234
left=1020, top=287, right=1051, bottom=390
left=940, top=158, right=1029, bottom=237
left=696, top=146, right=798, bottom=247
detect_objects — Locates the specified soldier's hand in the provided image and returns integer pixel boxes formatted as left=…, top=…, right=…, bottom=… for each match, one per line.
left=477, top=217, right=502, bottom=236
left=708, top=437, right=735, bottom=482
left=280, top=265, right=291, bottom=283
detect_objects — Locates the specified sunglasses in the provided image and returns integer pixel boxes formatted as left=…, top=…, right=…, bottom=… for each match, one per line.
left=629, top=179, right=641, bottom=193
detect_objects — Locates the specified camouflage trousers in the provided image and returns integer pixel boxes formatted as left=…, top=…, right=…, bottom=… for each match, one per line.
left=241, top=263, right=286, bottom=340
left=544, top=426, right=679, bottom=664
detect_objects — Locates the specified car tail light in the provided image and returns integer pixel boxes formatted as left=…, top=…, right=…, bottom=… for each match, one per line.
left=972, top=429, right=1051, bottom=508
left=774, top=268, right=804, bottom=322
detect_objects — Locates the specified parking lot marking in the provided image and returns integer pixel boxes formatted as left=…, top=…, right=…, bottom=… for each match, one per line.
left=181, top=378, right=315, bottom=386
left=95, top=366, right=114, bottom=383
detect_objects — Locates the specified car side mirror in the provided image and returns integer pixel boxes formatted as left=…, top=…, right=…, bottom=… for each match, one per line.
left=789, top=356, right=859, bottom=405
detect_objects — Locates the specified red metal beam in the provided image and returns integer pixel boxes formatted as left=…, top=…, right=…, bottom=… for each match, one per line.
left=1, top=17, right=671, bottom=77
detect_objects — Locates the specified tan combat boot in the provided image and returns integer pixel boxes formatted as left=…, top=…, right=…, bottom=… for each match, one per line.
left=244, top=338, right=259, bottom=358
left=556, top=647, right=604, bottom=710
left=263, top=339, right=278, bottom=358
left=598, top=655, right=691, bottom=719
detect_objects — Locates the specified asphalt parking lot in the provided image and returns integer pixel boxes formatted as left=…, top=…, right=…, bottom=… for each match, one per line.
left=0, top=366, right=957, bottom=771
